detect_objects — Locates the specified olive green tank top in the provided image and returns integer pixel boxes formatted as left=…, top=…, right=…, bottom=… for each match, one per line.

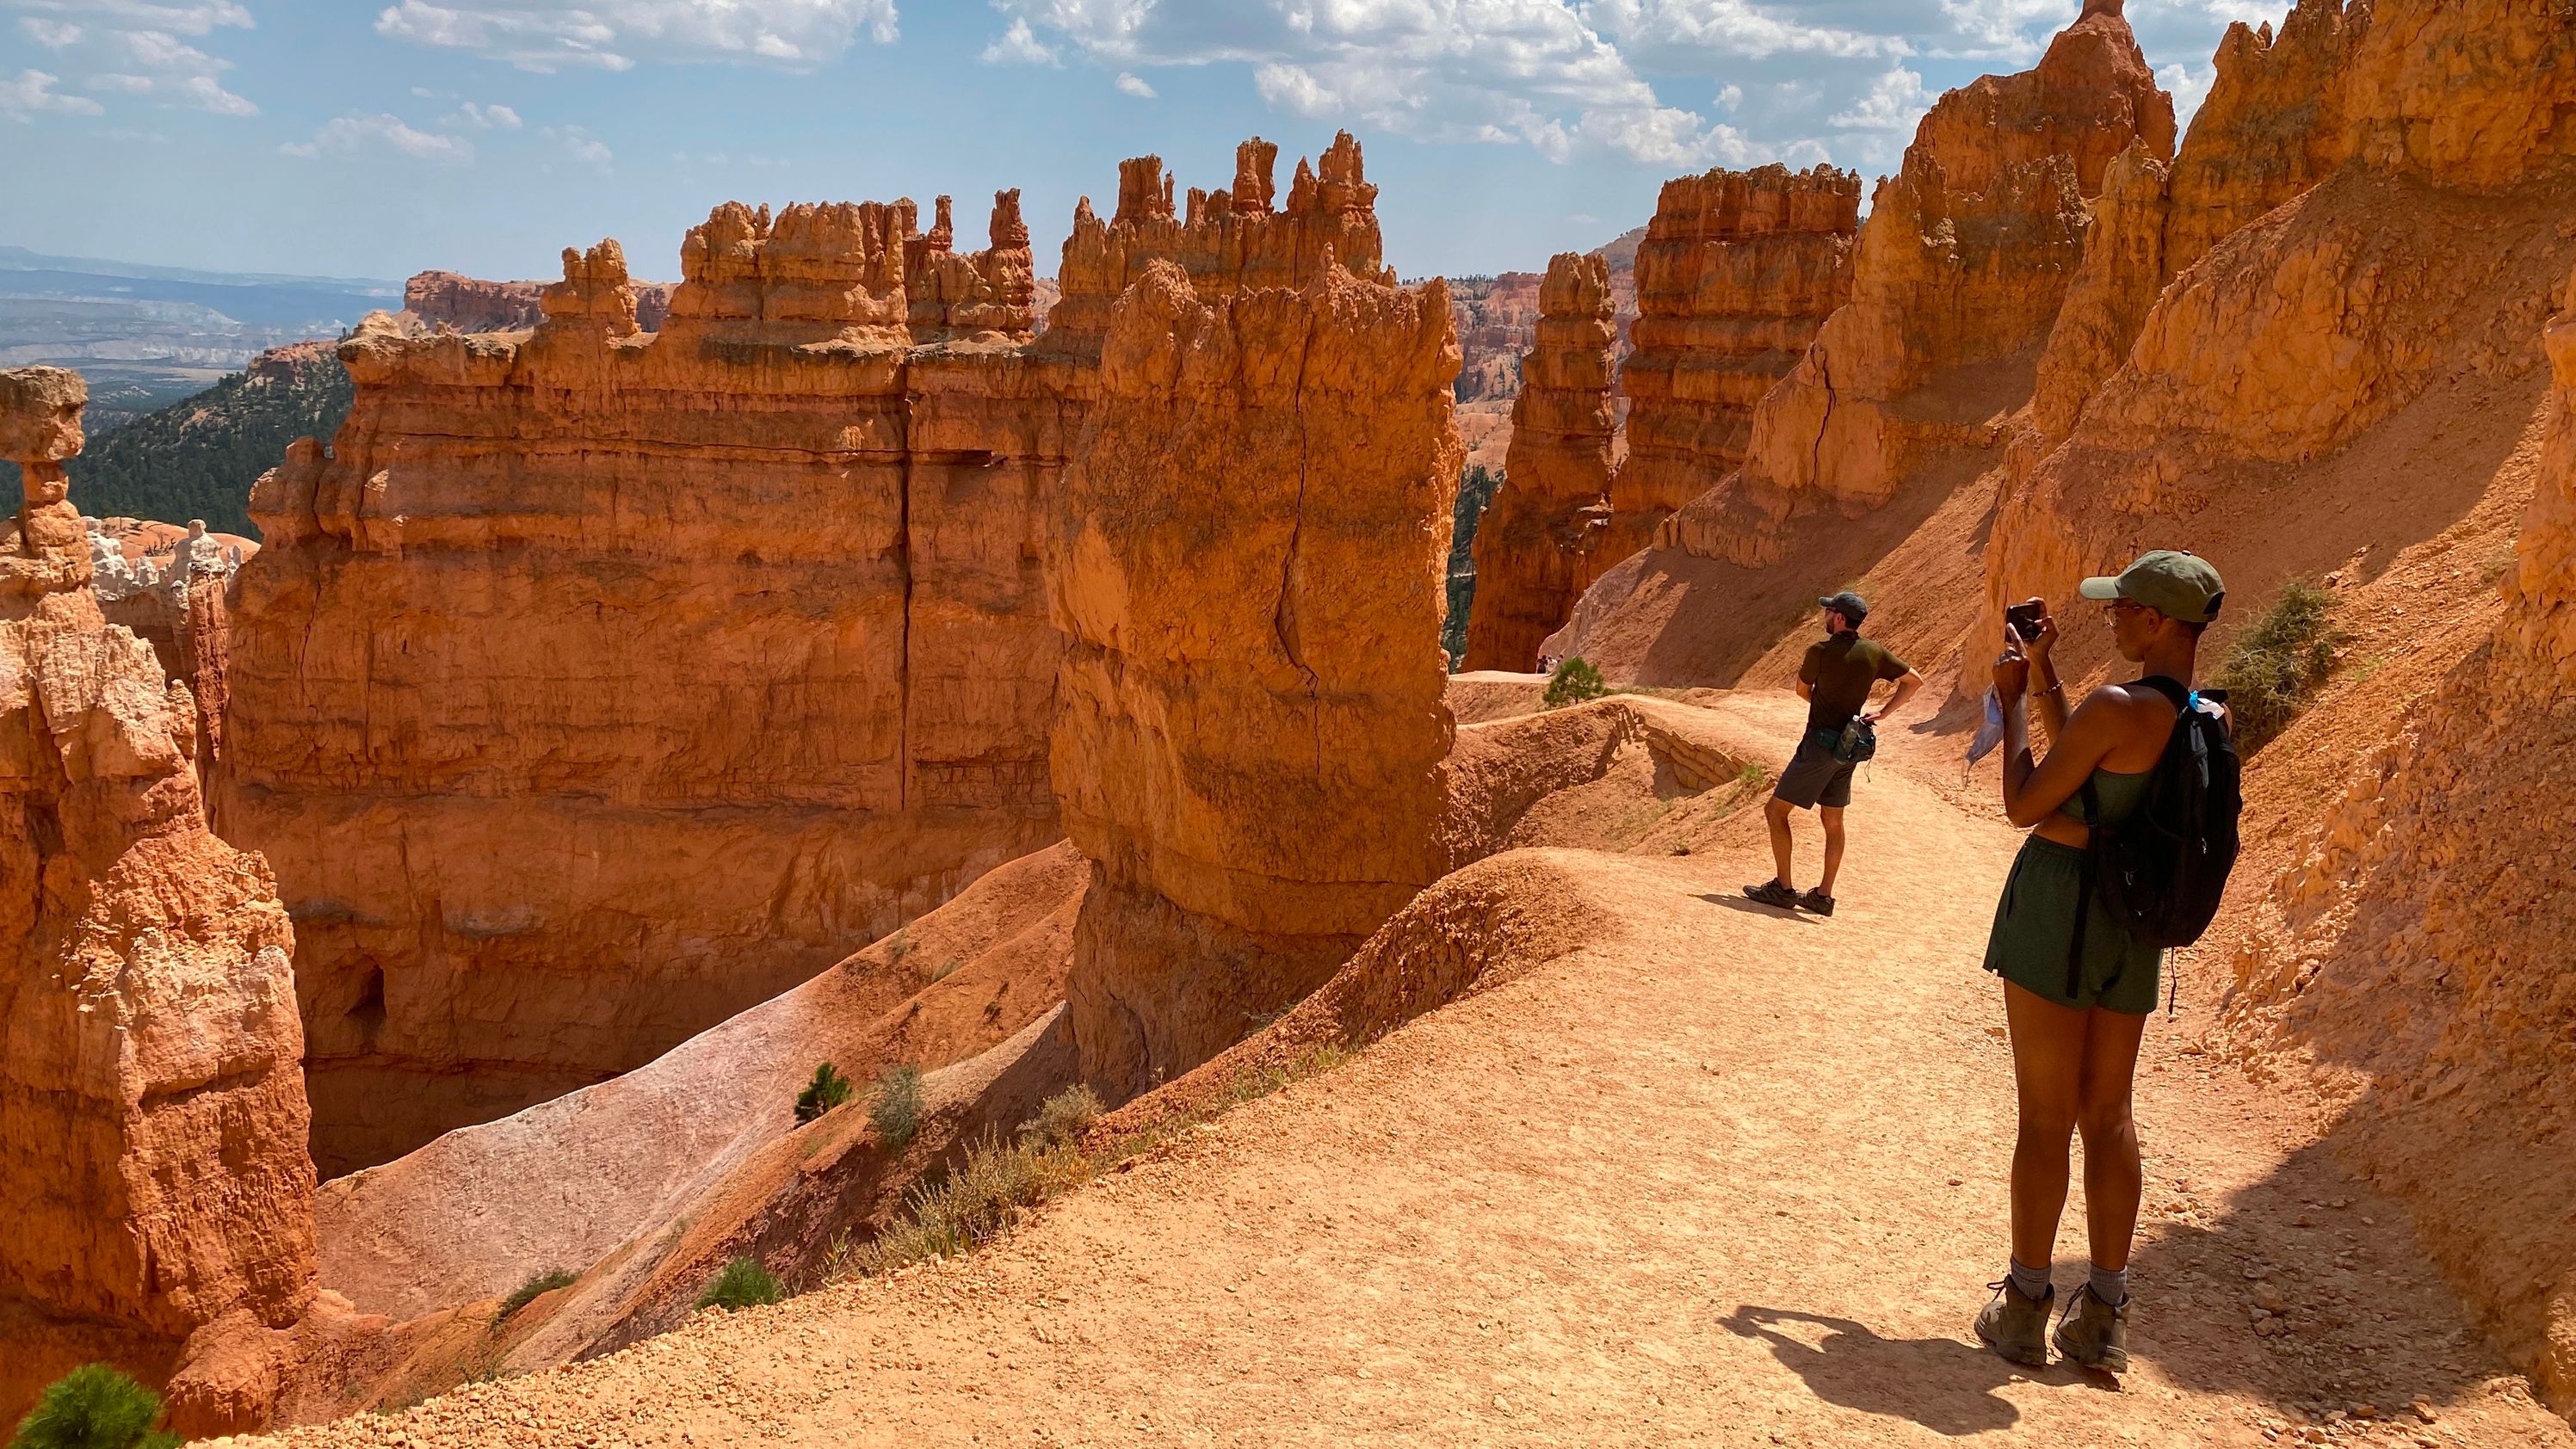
left=2058, top=767, right=2153, bottom=826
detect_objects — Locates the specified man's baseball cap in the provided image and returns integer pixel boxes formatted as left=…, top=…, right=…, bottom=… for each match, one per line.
left=1818, top=590, right=1869, bottom=625
left=2077, top=550, right=2226, bottom=625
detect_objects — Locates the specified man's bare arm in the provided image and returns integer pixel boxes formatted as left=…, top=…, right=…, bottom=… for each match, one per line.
left=1868, top=669, right=1924, bottom=723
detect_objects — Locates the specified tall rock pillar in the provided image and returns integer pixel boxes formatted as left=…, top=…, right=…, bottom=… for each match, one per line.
left=1048, top=259, right=1461, bottom=1100
left=0, top=367, right=315, bottom=1435
left=1461, top=252, right=1617, bottom=671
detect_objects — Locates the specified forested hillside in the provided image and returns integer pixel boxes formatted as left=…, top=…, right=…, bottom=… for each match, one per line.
left=63, top=343, right=349, bottom=536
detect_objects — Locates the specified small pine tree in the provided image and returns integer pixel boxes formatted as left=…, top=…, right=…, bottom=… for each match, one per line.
left=695, top=1256, right=783, bottom=1312
left=794, top=1062, right=854, bottom=1124
left=9, top=1364, right=180, bottom=1449
left=1543, top=657, right=1609, bottom=709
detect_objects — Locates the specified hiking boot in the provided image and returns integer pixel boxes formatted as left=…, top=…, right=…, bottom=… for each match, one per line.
left=1974, top=1279, right=2054, bottom=1366
left=1796, top=888, right=1836, bottom=916
left=2053, top=1283, right=2131, bottom=1372
left=1743, top=879, right=1799, bottom=909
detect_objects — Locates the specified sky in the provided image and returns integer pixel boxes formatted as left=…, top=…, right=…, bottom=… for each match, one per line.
left=0, top=0, right=2281, bottom=285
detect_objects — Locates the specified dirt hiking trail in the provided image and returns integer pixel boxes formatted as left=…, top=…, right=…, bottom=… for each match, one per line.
left=241, top=695, right=2573, bottom=1449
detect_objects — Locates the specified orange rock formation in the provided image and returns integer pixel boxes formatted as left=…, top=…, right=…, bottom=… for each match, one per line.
left=0, top=367, right=315, bottom=1435
left=1615, top=163, right=1862, bottom=563
left=1690, top=1, right=2171, bottom=562
left=1049, top=257, right=1461, bottom=1098
left=1461, top=253, right=1618, bottom=670
left=231, top=198, right=1068, bottom=1175
left=404, top=267, right=673, bottom=333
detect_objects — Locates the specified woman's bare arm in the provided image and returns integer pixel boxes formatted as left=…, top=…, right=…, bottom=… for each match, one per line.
left=2002, top=691, right=2128, bottom=828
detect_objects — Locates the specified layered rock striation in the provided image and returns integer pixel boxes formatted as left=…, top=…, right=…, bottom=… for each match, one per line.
left=1461, top=253, right=1619, bottom=670
left=0, top=367, right=315, bottom=1434
left=1693, top=1, right=2172, bottom=563
left=1050, top=258, right=1461, bottom=1099
left=234, top=139, right=1403, bottom=1174
left=1615, top=163, right=1862, bottom=563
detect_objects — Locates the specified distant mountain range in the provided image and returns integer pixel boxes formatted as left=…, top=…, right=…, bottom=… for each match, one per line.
left=0, top=245, right=397, bottom=429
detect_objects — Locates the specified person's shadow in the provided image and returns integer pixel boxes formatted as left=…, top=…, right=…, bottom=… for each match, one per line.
left=1721, top=1304, right=2052, bottom=1436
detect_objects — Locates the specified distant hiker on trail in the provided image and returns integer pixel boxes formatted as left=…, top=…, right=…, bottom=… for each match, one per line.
left=1974, top=551, right=2240, bottom=1375
left=1743, top=591, right=1923, bottom=917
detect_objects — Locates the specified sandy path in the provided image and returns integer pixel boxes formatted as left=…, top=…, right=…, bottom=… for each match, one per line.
left=244, top=695, right=2571, bottom=1449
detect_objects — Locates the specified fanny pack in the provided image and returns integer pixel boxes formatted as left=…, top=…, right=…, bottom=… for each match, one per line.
left=1830, top=718, right=1877, bottom=764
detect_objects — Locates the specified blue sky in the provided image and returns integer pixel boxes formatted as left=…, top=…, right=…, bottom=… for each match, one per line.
left=0, top=1, right=2274, bottom=285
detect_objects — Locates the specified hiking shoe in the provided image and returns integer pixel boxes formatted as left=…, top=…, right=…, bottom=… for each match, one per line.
left=1796, top=888, right=1836, bottom=916
left=1974, top=1279, right=2054, bottom=1366
left=2053, top=1283, right=2130, bottom=1372
left=1743, top=879, right=1799, bottom=909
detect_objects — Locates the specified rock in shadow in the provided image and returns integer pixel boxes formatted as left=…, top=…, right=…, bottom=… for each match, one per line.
left=1722, top=1304, right=2029, bottom=1436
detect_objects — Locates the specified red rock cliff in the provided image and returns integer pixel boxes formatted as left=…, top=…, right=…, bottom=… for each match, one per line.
left=405, top=267, right=674, bottom=333
left=1615, top=163, right=1862, bottom=563
left=1461, top=253, right=1618, bottom=670
left=0, top=366, right=315, bottom=1434
left=1049, top=257, right=1461, bottom=1099
left=229, top=200, right=1070, bottom=1175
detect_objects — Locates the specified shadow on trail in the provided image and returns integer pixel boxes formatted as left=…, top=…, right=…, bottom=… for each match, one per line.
left=1721, top=1304, right=2063, bottom=1435
left=1694, top=893, right=1822, bottom=924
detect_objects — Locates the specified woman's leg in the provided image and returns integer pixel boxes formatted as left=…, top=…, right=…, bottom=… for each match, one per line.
left=2075, top=1007, right=2151, bottom=1273
left=2003, top=981, right=2088, bottom=1270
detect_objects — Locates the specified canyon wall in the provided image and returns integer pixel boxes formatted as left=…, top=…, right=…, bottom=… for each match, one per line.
left=230, top=206, right=1069, bottom=1175
left=234, top=139, right=1397, bottom=1175
left=1050, top=257, right=1460, bottom=1100
left=404, top=268, right=673, bottom=333
left=1615, top=163, right=1862, bottom=564
left=0, top=367, right=316, bottom=1434
left=1461, top=253, right=1617, bottom=670
left=1689, top=0, right=2171, bottom=565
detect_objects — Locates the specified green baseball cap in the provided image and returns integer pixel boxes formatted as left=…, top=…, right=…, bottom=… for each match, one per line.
left=2077, top=550, right=2227, bottom=624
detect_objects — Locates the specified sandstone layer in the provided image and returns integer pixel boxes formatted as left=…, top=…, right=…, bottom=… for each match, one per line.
left=1050, top=258, right=1461, bottom=1099
left=404, top=268, right=673, bottom=334
left=1614, top=163, right=1861, bottom=563
left=0, top=367, right=316, bottom=1436
left=231, top=205, right=1069, bottom=1175
left=1461, top=254, right=1618, bottom=670
left=236, top=140, right=1401, bottom=1175
left=1691, top=0, right=2172, bottom=564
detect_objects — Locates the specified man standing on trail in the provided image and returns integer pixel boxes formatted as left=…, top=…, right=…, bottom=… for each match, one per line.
left=1974, top=552, right=2228, bottom=1375
left=1743, top=591, right=1923, bottom=917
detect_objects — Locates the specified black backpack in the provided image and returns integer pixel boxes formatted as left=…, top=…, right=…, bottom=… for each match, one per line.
left=2068, top=676, right=2242, bottom=1002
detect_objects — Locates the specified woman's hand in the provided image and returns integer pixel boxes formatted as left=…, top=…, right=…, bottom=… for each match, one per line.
left=2013, top=597, right=2060, bottom=667
left=1993, top=634, right=2030, bottom=703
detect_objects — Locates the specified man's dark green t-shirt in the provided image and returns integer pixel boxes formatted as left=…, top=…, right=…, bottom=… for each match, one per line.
left=1801, top=632, right=1909, bottom=732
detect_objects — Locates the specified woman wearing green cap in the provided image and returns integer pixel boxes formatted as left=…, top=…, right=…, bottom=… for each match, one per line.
left=1971, top=550, right=2227, bottom=1373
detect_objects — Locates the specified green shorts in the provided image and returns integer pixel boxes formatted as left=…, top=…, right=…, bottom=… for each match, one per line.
left=1983, top=836, right=2162, bottom=1015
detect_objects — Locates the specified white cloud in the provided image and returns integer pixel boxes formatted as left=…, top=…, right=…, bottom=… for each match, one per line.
left=2159, top=59, right=2211, bottom=132
left=373, top=0, right=899, bottom=72
left=1, top=66, right=102, bottom=119
left=1113, top=71, right=1152, bottom=98
left=6, top=1, right=250, bottom=35
left=454, top=99, right=521, bottom=127
left=117, top=28, right=225, bottom=71
left=19, top=15, right=77, bottom=46
left=173, top=71, right=254, bottom=112
left=282, top=112, right=474, bottom=163
left=544, top=121, right=611, bottom=164
left=1930, top=0, right=2065, bottom=60
left=979, top=16, right=1057, bottom=65
left=1714, top=83, right=1742, bottom=111
left=1591, top=0, right=1911, bottom=63
left=1826, top=64, right=1932, bottom=170
left=86, top=71, right=155, bottom=92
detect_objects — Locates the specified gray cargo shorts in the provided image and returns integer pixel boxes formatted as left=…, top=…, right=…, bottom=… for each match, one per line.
left=1773, top=731, right=1856, bottom=811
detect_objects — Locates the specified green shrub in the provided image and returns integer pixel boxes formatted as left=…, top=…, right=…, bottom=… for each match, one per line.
left=871, top=1064, right=925, bottom=1150
left=1019, top=1084, right=1103, bottom=1150
left=794, top=1062, right=854, bottom=1125
left=695, top=1256, right=783, bottom=1312
left=1543, top=657, right=1609, bottom=709
left=9, top=1364, right=179, bottom=1449
left=2212, top=580, right=2348, bottom=751
left=837, top=1130, right=1090, bottom=1278
left=497, top=1267, right=578, bottom=1320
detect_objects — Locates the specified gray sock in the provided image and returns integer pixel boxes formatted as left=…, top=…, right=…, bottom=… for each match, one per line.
left=2009, top=1258, right=2052, bottom=1301
left=2089, top=1263, right=2129, bottom=1306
